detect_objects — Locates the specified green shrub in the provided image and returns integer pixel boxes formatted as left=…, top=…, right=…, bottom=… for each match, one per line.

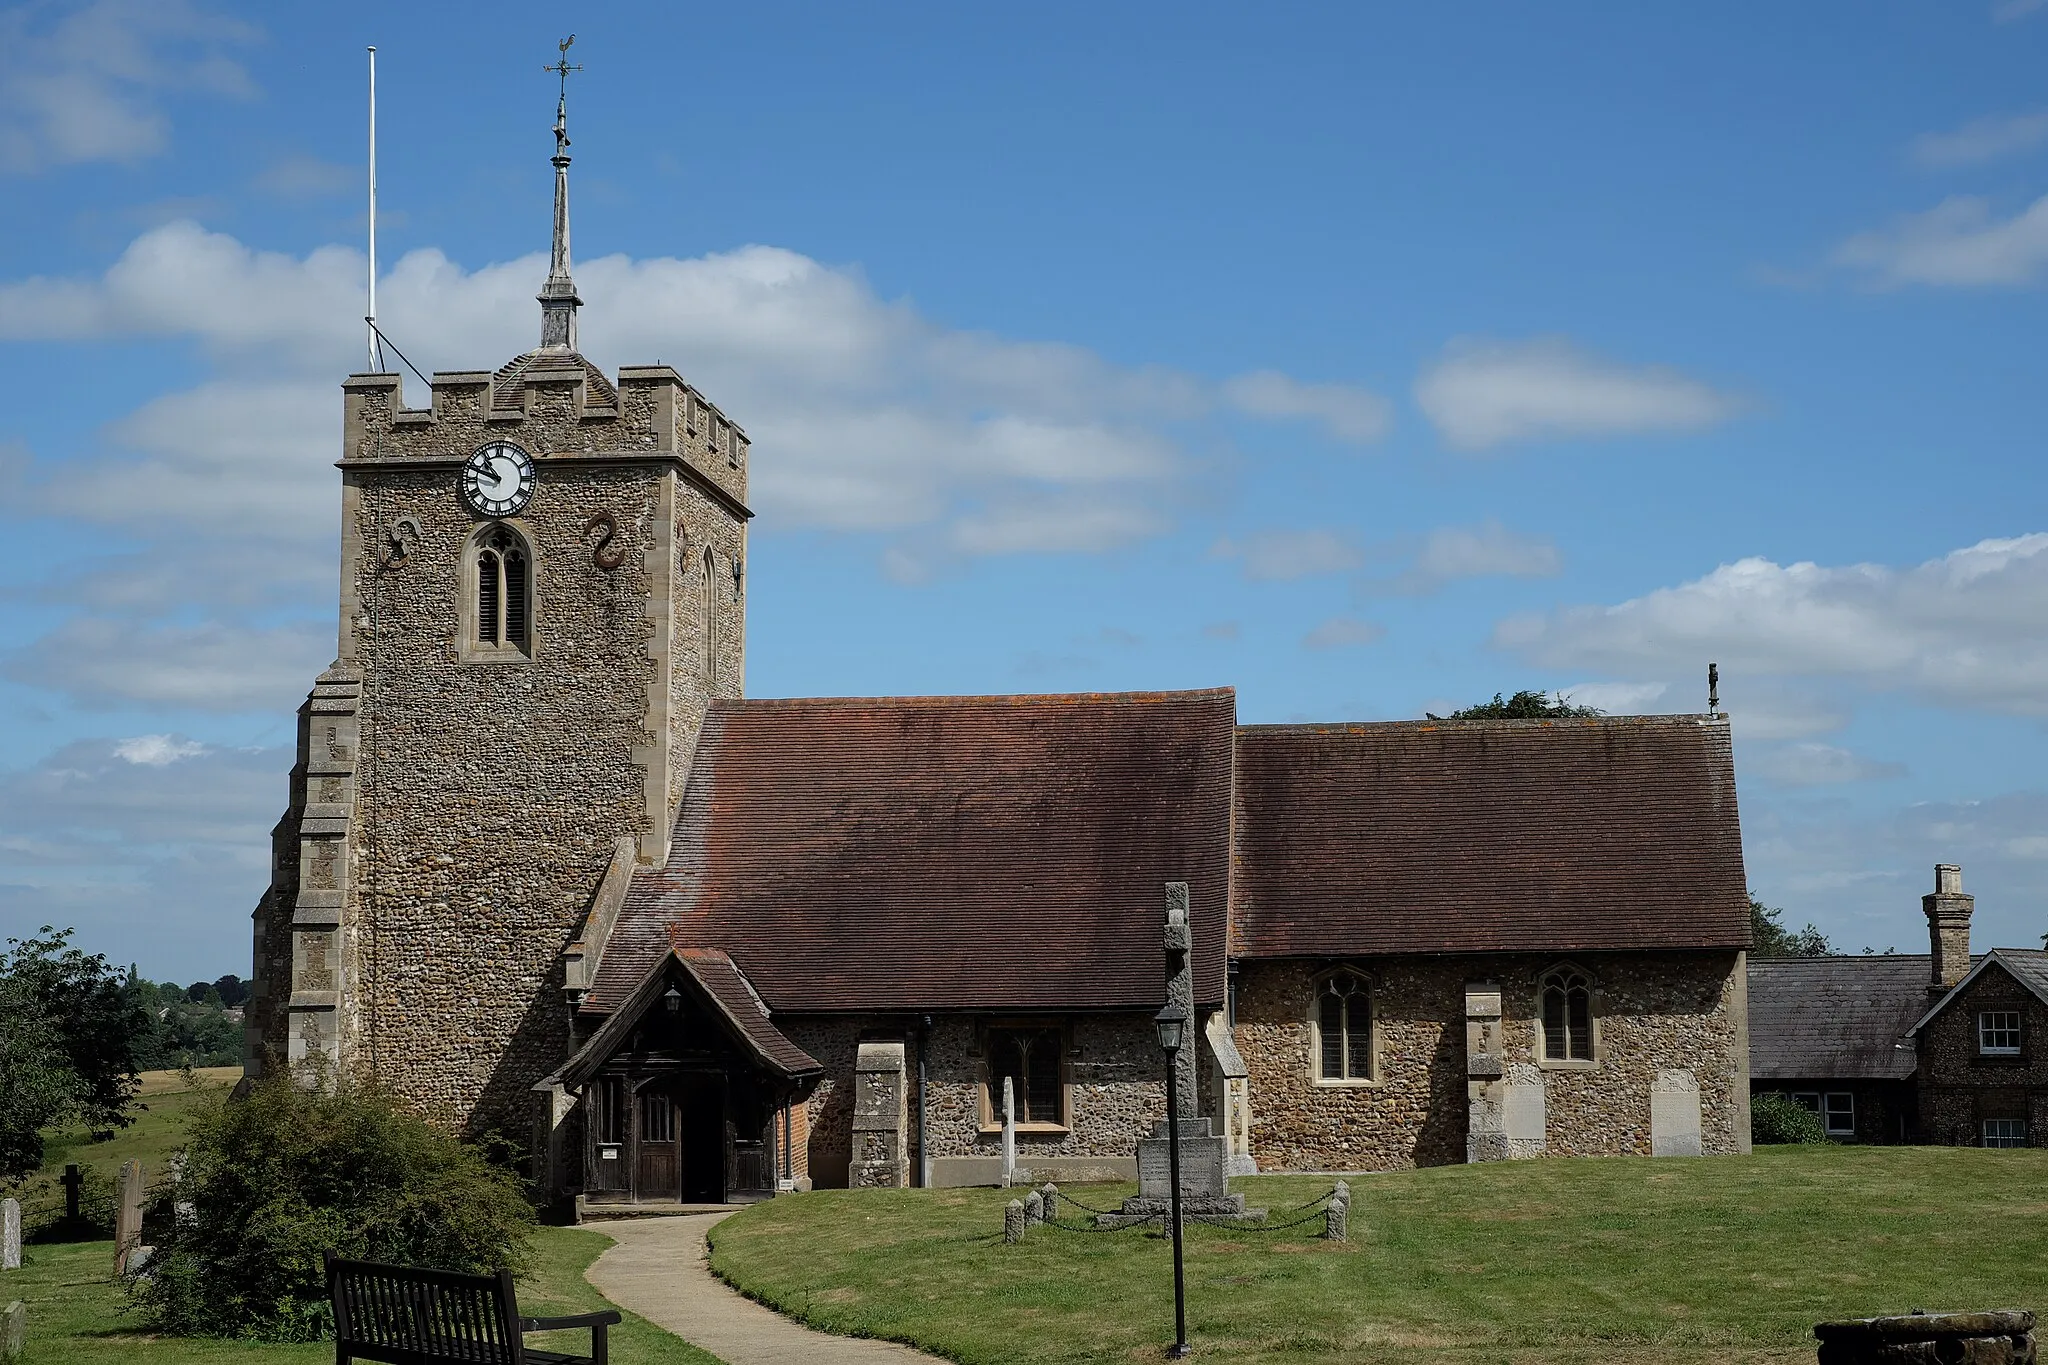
left=132, top=1074, right=536, bottom=1341
left=1751, top=1091, right=1830, bottom=1145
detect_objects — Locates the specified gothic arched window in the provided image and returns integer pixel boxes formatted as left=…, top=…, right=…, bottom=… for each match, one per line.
left=700, top=547, right=718, bottom=685
left=1540, top=967, right=1594, bottom=1062
left=1315, top=970, right=1372, bottom=1082
left=472, top=523, right=532, bottom=655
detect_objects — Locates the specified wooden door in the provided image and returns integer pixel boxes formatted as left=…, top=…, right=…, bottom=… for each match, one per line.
left=635, top=1087, right=680, bottom=1201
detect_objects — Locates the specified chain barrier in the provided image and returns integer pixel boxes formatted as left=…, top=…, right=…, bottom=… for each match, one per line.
left=1026, top=1186, right=1344, bottom=1237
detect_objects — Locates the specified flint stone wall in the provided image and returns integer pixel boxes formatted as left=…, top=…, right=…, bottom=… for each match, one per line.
left=1236, top=952, right=1747, bottom=1170
left=249, top=363, right=747, bottom=1132
left=1916, top=965, right=2048, bottom=1147
left=783, top=1013, right=1175, bottom=1188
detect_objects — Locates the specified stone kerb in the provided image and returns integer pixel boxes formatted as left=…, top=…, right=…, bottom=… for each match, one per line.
left=1816, top=1310, right=2035, bottom=1365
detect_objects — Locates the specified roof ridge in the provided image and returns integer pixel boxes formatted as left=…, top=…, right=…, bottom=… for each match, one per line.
left=714, top=687, right=1235, bottom=710
left=1238, top=714, right=1724, bottom=735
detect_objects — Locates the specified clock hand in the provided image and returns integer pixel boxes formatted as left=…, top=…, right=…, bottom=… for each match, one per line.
left=476, top=459, right=507, bottom=496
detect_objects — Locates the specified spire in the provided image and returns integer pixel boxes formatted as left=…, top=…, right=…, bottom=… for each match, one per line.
left=538, top=35, right=583, bottom=352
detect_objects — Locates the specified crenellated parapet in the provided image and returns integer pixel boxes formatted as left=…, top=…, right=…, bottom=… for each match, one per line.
left=341, top=356, right=748, bottom=509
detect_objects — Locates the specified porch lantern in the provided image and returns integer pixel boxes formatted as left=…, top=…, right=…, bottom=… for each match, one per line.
left=662, top=983, right=683, bottom=1015
left=1153, top=1003, right=1187, bottom=1054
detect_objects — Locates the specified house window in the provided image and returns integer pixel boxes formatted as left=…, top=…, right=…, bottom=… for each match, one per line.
left=1983, top=1118, right=2028, bottom=1148
left=1822, top=1092, right=1855, bottom=1137
left=473, top=524, right=532, bottom=652
left=987, top=1026, right=1064, bottom=1126
left=1540, top=968, right=1594, bottom=1062
left=1315, top=971, right=1371, bottom=1082
left=1979, top=1011, right=2023, bottom=1056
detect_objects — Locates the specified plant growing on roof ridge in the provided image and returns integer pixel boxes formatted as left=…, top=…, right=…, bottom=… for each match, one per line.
left=1427, top=690, right=1604, bottom=721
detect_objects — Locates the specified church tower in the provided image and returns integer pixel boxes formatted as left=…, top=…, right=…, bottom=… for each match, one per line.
left=245, top=62, right=751, bottom=1129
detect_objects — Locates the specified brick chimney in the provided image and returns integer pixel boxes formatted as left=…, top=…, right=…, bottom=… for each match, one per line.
left=1924, top=863, right=1974, bottom=993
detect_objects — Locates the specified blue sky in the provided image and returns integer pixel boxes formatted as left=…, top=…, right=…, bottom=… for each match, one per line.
left=3, top=1, right=2047, bottom=979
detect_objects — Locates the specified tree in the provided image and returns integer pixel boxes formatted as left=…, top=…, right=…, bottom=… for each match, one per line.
left=1428, top=690, right=1604, bottom=720
left=0, top=928, right=147, bottom=1183
left=213, top=974, right=250, bottom=1008
left=1750, top=894, right=1831, bottom=957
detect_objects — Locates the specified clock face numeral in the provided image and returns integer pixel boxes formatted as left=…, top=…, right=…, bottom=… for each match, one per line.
left=461, top=442, right=536, bottom=518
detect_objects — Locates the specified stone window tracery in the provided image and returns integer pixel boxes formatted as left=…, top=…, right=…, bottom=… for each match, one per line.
left=986, top=1025, right=1065, bottom=1126
left=1540, top=967, right=1594, bottom=1062
left=1313, top=970, right=1371, bottom=1082
left=471, top=523, right=533, bottom=655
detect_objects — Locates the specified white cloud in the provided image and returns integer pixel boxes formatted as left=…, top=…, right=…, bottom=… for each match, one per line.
left=1747, top=741, right=1907, bottom=788
left=1909, top=110, right=2048, bottom=169
left=1414, top=337, right=1743, bottom=451
left=1994, top=0, right=2045, bottom=21
left=113, top=734, right=207, bottom=766
left=4, top=616, right=330, bottom=712
left=1221, top=370, right=1392, bottom=444
left=1302, top=616, right=1385, bottom=650
left=1833, top=194, right=2048, bottom=287
left=1557, top=680, right=1671, bottom=714
left=1211, top=529, right=1363, bottom=582
left=0, top=0, right=256, bottom=173
left=0, top=737, right=278, bottom=978
left=1495, top=533, right=2048, bottom=719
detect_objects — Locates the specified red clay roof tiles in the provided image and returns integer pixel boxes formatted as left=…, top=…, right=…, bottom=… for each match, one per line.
left=1230, top=715, right=1749, bottom=958
left=586, top=689, right=1236, bottom=1016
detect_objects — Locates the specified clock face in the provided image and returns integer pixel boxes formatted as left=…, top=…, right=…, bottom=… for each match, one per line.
left=461, top=441, right=536, bottom=518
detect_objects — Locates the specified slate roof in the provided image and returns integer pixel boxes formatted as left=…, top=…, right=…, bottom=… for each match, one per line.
left=1231, top=715, right=1749, bottom=958
left=1748, top=955, right=1931, bottom=1081
left=1906, top=948, right=2048, bottom=1037
left=587, top=689, right=1236, bottom=1016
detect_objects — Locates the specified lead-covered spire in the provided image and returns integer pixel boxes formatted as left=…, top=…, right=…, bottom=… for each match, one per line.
left=538, top=35, right=582, bottom=351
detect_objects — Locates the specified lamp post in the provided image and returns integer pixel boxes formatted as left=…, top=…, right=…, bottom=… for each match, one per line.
left=1153, top=1002, right=1191, bottom=1359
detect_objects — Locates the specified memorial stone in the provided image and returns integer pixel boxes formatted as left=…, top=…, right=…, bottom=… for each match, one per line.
left=1000, top=1076, right=1019, bottom=1186
left=60, top=1165, right=80, bottom=1226
left=114, top=1160, right=144, bottom=1272
left=0, top=1200, right=17, bottom=1270
left=0, top=1300, right=21, bottom=1363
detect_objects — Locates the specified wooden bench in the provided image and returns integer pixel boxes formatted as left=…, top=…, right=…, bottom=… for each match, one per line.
left=326, top=1253, right=621, bottom=1365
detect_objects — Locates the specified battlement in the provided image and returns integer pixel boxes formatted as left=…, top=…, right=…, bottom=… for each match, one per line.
left=342, top=357, right=749, bottom=505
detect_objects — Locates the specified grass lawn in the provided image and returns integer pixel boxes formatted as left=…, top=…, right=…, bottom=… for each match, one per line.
left=4, top=1069, right=722, bottom=1365
left=708, top=1146, right=2048, bottom=1365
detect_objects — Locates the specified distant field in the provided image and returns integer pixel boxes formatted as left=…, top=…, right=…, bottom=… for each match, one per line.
left=709, top=1146, right=2048, bottom=1365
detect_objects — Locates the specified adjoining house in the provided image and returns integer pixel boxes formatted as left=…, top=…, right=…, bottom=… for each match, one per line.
left=1748, top=864, right=2048, bottom=1148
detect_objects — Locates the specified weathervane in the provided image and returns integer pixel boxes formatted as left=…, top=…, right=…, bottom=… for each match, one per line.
left=546, top=34, right=581, bottom=157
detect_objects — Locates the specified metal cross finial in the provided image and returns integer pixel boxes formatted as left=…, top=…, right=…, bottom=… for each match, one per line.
left=1708, top=661, right=1720, bottom=714
left=546, top=35, right=581, bottom=155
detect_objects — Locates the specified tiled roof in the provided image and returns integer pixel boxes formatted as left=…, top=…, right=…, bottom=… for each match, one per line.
left=1231, top=715, right=1749, bottom=958
left=1748, top=955, right=1931, bottom=1080
left=587, top=689, right=1236, bottom=1016
left=540, top=947, right=821, bottom=1089
left=490, top=349, right=620, bottom=408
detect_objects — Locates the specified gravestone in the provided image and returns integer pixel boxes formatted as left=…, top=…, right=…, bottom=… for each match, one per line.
left=1464, top=982, right=1509, bottom=1161
left=1000, top=1076, right=1019, bottom=1186
left=168, top=1152, right=196, bottom=1225
left=1118, top=883, right=1256, bottom=1221
left=849, top=1042, right=908, bottom=1189
left=1815, top=1310, right=2034, bottom=1365
left=0, top=1199, right=17, bottom=1270
left=60, top=1165, right=81, bottom=1226
left=1501, top=1063, right=1547, bottom=1158
left=1650, top=1069, right=1703, bottom=1157
left=114, top=1160, right=144, bottom=1272
left=0, top=1300, right=21, bottom=1363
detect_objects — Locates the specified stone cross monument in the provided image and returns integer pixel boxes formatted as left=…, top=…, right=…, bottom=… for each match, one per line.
left=1163, top=882, right=1197, bottom=1117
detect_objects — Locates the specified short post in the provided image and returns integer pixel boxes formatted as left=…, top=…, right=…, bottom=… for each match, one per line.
left=0, top=1199, right=18, bottom=1270
left=0, top=1300, right=21, bottom=1362
left=60, top=1165, right=81, bottom=1225
left=1001, top=1076, right=1018, bottom=1186
left=1155, top=1002, right=1192, bottom=1360
left=1003, top=1199, right=1025, bottom=1244
left=1024, top=1190, right=1043, bottom=1226
left=1039, top=1182, right=1059, bottom=1222
left=1324, top=1192, right=1348, bottom=1242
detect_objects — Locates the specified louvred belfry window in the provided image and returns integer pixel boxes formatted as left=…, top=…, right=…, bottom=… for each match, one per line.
left=475, top=524, right=531, bottom=651
left=1541, top=968, right=1594, bottom=1061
